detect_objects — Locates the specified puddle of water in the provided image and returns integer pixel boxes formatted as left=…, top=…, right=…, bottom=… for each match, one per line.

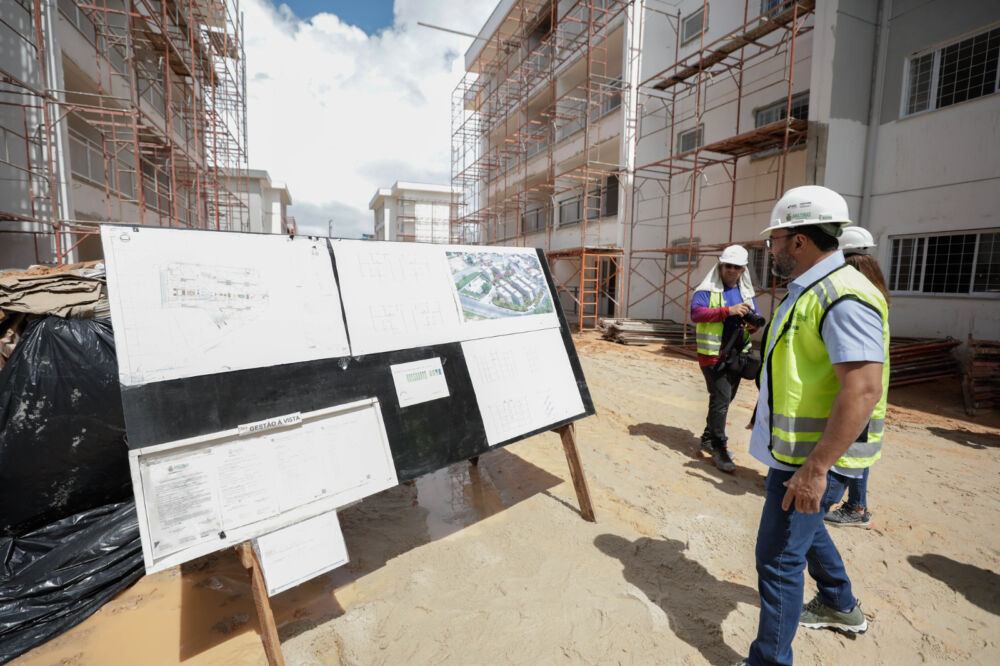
left=18, top=459, right=514, bottom=664
left=415, top=460, right=507, bottom=540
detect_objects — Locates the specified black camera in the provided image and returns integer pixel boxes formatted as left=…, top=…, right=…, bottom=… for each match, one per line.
left=741, top=311, right=767, bottom=329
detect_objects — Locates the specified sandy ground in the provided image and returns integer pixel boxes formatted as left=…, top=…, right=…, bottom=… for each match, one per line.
left=17, top=332, right=1000, bottom=665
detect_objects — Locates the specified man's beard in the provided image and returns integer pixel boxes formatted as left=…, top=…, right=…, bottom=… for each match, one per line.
left=770, top=250, right=796, bottom=279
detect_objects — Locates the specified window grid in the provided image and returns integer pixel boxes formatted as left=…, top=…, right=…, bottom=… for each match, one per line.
left=681, top=7, right=706, bottom=45
left=889, top=232, right=999, bottom=295
left=677, top=125, right=703, bottom=153
left=754, top=94, right=809, bottom=128
left=903, top=26, right=1000, bottom=117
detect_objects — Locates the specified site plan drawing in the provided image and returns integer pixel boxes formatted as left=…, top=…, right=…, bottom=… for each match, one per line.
left=447, top=250, right=554, bottom=320
left=461, top=328, right=585, bottom=445
left=102, top=226, right=350, bottom=385
left=334, top=241, right=560, bottom=356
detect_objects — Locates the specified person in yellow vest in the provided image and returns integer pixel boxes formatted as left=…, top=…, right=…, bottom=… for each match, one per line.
left=690, top=245, right=762, bottom=472
left=734, top=186, right=889, bottom=666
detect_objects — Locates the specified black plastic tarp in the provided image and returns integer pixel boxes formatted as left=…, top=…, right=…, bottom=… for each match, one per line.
left=0, top=316, right=141, bottom=662
left=0, top=501, right=143, bottom=664
left=0, top=317, right=131, bottom=536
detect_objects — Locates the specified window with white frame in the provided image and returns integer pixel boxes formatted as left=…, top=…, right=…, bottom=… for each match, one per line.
left=681, top=6, right=707, bottom=45
left=889, top=231, right=1000, bottom=295
left=754, top=93, right=809, bottom=127
left=902, top=25, right=1000, bottom=117
left=670, top=237, right=700, bottom=268
left=677, top=125, right=704, bottom=153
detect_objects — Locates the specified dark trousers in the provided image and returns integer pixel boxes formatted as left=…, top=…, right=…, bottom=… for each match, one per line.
left=700, top=363, right=742, bottom=449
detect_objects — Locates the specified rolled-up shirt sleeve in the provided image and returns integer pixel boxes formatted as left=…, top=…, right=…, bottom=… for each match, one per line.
left=821, top=299, right=885, bottom=364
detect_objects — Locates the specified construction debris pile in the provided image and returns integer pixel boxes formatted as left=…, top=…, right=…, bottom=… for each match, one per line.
left=598, top=318, right=695, bottom=347
left=887, top=337, right=961, bottom=388
left=963, top=337, right=1000, bottom=414
left=0, top=262, right=109, bottom=370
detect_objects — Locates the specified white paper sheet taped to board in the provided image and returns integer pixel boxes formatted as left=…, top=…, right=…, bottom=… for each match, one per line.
left=130, top=398, right=396, bottom=573
left=333, top=241, right=559, bottom=356
left=461, top=328, right=585, bottom=445
left=101, top=226, right=351, bottom=386
left=253, top=510, right=349, bottom=597
left=390, top=357, right=449, bottom=407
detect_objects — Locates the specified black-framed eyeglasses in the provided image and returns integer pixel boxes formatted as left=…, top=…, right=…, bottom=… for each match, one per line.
left=720, top=263, right=744, bottom=270
left=765, top=232, right=796, bottom=249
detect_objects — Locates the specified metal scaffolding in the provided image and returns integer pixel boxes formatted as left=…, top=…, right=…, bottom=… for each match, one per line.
left=451, top=0, right=630, bottom=331
left=625, top=0, right=815, bottom=345
left=452, top=0, right=817, bottom=333
left=0, top=0, right=249, bottom=266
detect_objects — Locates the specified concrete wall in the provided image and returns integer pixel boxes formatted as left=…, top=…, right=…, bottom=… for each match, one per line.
left=864, top=2, right=1000, bottom=341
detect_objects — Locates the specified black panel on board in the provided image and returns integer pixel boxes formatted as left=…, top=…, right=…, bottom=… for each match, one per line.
left=123, top=343, right=492, bottom=481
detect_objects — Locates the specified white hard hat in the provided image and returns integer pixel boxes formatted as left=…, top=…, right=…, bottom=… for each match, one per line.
left=839, top=226, right=876, bottom=254
left=761, top=185, right=852, bottom=236
left=719, top=245, right=749, bottom=266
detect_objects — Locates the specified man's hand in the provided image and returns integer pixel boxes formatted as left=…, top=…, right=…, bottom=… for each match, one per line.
left=781, top=466, right=827, bottom=513
left=780, top=360, right=883, bottom=513
left=729, top=302, right=750, bottom=317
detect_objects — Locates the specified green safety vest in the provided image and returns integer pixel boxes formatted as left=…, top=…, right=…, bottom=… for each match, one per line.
left=696, top=291, right=751, bottom=358
left=762, top=264, right=890, bottom=468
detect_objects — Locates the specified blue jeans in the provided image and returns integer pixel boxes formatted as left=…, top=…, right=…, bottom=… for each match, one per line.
left=748, top=469, right=857, bottom=666
left=825, top=468, right=870, bottom=510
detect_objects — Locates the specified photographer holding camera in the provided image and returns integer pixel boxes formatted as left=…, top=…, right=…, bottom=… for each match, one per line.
left=691, top=245, right=764, bottom=472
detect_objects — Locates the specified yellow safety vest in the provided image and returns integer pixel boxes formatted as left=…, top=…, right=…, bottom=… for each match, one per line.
left=762, top=264, right=890, bottom=468
left=696, top=291, right=751, bottom=358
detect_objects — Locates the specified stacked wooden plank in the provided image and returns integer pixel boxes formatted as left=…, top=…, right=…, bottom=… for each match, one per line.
left=888, top=337, right=961, bottom=387
left=963, top=337, right=1000, bottom=414
left=598, top=318, right=695, bottom=347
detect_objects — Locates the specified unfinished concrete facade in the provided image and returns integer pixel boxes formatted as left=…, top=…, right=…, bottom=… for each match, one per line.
left=0, top=0, right=250, bottom=269
left=456, top=0, right=999, bottom=342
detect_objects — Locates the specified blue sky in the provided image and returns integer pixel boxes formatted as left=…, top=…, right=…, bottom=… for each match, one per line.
left=279, top=1, right=394, bottom=35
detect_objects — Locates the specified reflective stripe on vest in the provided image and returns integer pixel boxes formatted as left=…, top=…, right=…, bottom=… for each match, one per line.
left=765, top=264, right=890, bottom=468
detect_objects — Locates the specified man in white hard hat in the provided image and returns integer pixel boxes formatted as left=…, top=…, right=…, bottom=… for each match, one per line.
left=690, top=244, right=762, bottom=473
left=735, top=186, right=890, bottom=666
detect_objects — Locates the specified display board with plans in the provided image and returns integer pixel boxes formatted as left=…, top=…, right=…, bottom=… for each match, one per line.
left=101, top=225, right=595, bottom=663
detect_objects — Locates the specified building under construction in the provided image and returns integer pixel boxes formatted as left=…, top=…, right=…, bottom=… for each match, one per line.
left=453, top=0, right=1000, bottom=342
left=0, top=0, right=250, bottom=269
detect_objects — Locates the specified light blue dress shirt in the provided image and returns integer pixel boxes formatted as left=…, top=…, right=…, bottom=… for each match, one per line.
left=749, top=251, right=885, bottom=477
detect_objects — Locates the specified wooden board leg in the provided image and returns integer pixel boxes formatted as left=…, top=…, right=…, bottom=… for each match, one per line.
left=236, top=542, right=285, bottom=666
left=554, top=423, right=596, bottom=522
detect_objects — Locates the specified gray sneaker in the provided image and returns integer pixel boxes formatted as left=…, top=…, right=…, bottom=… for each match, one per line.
left=824, top=504, right=872, bottom=528
left=799, top=594, right=868, bottom=633
left=711, top=444, right=736, bottom=473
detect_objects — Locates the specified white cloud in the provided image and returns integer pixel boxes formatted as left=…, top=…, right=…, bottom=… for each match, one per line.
left=243, top=0, right=497, bottom=238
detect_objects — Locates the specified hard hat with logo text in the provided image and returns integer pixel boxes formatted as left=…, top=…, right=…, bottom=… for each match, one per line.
left=838, top=226, right=876, bottom=255
left=761, top=185, right=852, bottom=236
left=719, top=245, right=749, bottom=266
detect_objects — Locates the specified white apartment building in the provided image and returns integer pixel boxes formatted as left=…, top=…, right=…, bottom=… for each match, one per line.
left=457, top=0, right=999, bottom=342
left=0, top=0, right=248, bottom=269
left=369, top=181, right=459, bottom=243
left=221, top=169, right=293, bottom=235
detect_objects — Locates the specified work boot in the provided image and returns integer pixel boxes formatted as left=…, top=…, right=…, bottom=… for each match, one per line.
left=711, top=443, right=736, bottom=473
left=700, top=433, right=713, bottom=454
